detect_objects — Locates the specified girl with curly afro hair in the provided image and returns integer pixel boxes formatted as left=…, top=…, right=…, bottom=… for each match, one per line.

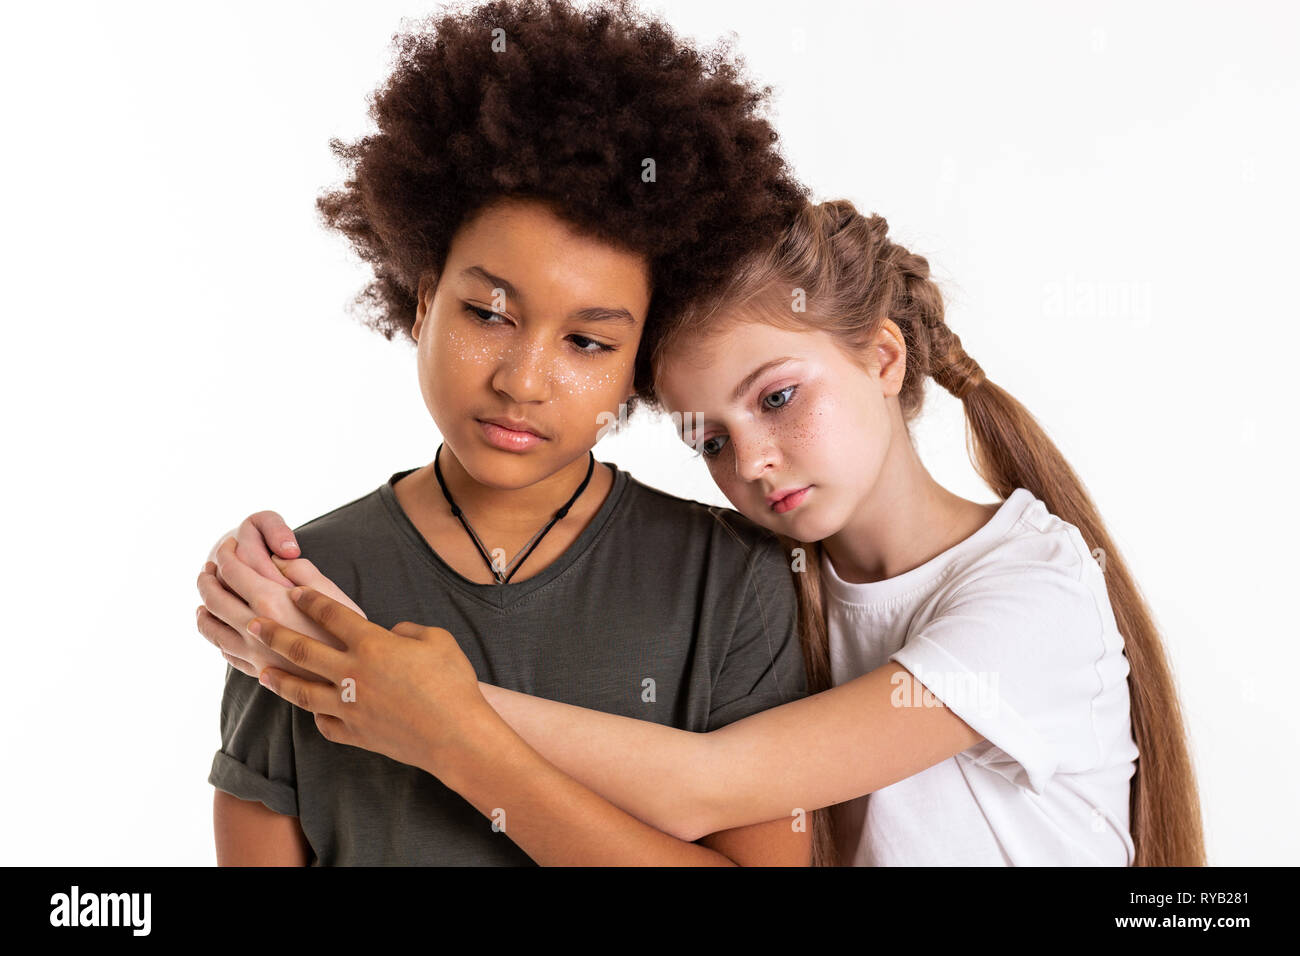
left=200, top=0, right=845, bottom=866
left=319, top=0, right=806, bottom=407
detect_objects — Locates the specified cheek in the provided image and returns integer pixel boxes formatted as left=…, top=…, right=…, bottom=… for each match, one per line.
left=775, top=390, right=831, bottom=459
left=418, top=322, right=502, bottom=428
left=546, top=356, right=632, bottom=401
left=787, top=385, right=887, bottom=483
left=436, top=324, right=505, bottom=376
left=764, top=385, right=861, bottom=469
left=557, top=360, right=640, bottom=448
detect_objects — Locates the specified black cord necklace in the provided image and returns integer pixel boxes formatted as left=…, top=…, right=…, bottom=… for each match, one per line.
left=433, top=442, right=596, bottom=585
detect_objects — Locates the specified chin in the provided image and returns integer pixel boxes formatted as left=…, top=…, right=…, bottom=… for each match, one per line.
left=452, top=434, right=542, bottom=485
left=773, top=502, right=840, bottom=544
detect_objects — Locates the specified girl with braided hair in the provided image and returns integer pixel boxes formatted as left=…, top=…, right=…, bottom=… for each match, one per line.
left=211, top=198, right=1204, bottom=866
left=606, top=197, right=1207, bottom=866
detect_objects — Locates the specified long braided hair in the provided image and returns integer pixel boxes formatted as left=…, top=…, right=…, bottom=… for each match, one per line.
left=648, top=198, right=1205, bottom=867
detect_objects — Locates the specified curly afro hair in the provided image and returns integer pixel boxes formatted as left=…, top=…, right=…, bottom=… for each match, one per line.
left=316, top=0, right=807, bottom=413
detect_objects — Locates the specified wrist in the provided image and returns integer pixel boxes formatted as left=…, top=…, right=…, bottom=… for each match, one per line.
left=424, top=690, right=516, bottom=790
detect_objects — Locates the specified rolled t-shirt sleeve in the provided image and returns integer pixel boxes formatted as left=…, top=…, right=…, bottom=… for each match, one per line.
left=208, top=663, right=299, bottom=816
left=889, top=544, right=1119, bottom=795
left=707, top=535, right=808, bottom=731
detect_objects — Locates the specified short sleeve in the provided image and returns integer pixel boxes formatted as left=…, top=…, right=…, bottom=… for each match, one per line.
left=707, top=535, right=808, bottom=731
left=208, top=663, right=300, bottom=816
left=889, top=542, right=1123, bottom=795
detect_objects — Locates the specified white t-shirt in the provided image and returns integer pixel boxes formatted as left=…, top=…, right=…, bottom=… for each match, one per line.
left=823, top=488, right=1139, bottom=866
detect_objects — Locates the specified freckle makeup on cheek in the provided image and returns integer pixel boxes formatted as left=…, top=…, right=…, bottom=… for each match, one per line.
left=550, top=363, right=622, bottom=395
left=790, top=407, right=822, bottom=449
left=769, top=394, right=813, bottom=444
left=441, top=327, right=500, bottom=363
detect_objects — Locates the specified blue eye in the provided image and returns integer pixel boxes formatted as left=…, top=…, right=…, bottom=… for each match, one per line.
left=694, top=385, right=799, bottom=460
left=464, top=304, right=617, bottom=357
left=762, top=385, right=796, bottom=410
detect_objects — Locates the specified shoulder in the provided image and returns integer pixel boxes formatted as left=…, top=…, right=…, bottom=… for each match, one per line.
left=293, top=488, right=385, bottom=547
left=618, top=472, right=792, bottom=581
left=922, top=490, right=1122, bottom=671
left=944, top=490, right=1101, bottom=604
left=286, top=476, right=404, bottom=587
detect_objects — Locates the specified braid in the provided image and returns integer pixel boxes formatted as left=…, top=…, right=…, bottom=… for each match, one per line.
left=881, top=233, right=987, bottom=406
left=924, top=316, right=986, bottom=400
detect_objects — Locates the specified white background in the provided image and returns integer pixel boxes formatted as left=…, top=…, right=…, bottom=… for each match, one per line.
left=1, top=0, right=1295, bottom=865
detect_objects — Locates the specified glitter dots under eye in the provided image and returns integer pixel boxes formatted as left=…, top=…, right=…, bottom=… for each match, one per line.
left=547, top=362, right=625, bottom=393
left=433, top=325, right=631, bottom=395
left=440, top=327, right=502, bottom=362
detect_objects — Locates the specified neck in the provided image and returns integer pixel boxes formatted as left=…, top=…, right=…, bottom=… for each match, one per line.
left=434, top=443, right=596, bottom=534
left=821, top=415, right=985, bottom=585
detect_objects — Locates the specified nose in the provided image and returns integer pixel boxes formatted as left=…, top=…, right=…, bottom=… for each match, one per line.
left=491, top=337, right=552, bottom=404
left=731, top=428, right=779, bottom=483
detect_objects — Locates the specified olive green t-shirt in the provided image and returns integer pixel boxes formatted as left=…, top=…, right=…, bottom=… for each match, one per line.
left=208, top=460, right=807, bottom=865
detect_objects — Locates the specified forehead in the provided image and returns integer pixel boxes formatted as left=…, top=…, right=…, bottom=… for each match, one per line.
left=658, top=319, right=816, bottom=408
left=446, top=199, right=652, bottom=316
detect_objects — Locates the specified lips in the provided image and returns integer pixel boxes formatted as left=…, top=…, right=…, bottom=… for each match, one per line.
left=770, top=486, right=811, bottom=514
left=765, top=485, right=809, bottom=508
left=478, top=416, right=546, bottom=439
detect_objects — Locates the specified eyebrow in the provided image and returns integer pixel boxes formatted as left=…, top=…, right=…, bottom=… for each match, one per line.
left=460, top=265, right=637, bottom=326
left=729, top=357, right=800, bottom=404
left=686, top=357, right=800, bottom=439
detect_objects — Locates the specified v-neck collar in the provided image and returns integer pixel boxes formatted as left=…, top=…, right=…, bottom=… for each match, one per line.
left=377, top=460, right=630, bottom=610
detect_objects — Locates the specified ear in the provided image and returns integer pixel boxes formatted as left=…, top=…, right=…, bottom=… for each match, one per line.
left=874, top=318, right=908, bottom=397
left=413, top=271, right=438, bottom=341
